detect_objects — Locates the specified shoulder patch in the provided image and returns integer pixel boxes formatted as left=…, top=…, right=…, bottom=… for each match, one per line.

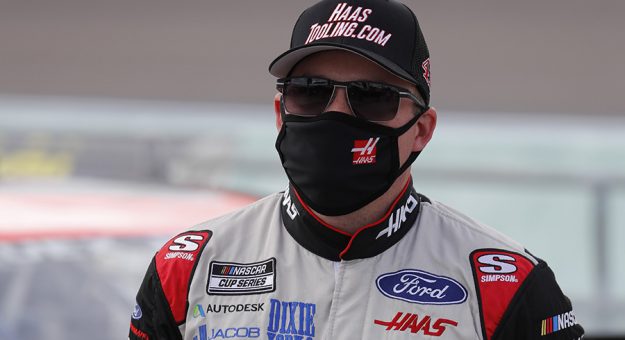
left=155, top=230, right=212, bottom=324
left=470, top=248, right=535, bottom=340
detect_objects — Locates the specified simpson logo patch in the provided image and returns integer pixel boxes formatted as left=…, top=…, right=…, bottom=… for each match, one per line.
left=471, top=249, right=535, bottom=340
left=207, top=258, right=276, bottom=295
left=155, top=230, right=212, bottom=324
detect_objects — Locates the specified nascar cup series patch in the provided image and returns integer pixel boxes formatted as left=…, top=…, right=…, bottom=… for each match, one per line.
left=207, top=258, right=276, bottom=295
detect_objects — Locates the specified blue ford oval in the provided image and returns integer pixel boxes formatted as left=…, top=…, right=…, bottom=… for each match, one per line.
left=376, top=269, right=468, bottom=305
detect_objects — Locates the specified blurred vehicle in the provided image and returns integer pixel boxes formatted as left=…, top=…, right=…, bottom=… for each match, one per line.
left=0, top=178, right=256, bottom=340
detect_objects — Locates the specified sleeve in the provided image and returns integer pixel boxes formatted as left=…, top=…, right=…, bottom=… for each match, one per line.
left=129, top=230, right=213, bottom=340
left=493, top=260, right=585, bottom=340
left=129, top=258, right=183, bottom=340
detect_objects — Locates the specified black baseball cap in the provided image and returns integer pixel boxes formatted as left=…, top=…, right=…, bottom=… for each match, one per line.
left=268, top=0, right=431, bottom=105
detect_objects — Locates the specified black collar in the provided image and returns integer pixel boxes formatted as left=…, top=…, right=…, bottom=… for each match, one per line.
left=280, top=179, right=428, bottom=261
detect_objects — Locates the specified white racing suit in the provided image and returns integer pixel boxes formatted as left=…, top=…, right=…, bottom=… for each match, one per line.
left=129, top=180, right=584, bottom=340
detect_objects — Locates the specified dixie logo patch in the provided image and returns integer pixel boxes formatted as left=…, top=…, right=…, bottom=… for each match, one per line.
left=207, top=258, right=276, bottom=295
left=267, top=298, right=316, bottom=340
left=376, top=269, right=467, bottom=305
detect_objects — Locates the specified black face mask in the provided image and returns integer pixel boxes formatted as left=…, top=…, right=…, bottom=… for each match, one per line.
left=275, top=110, right=422, bottom=216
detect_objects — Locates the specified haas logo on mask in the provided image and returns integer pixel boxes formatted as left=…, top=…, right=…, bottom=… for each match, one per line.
left=352, top=137, right=379, bottom=164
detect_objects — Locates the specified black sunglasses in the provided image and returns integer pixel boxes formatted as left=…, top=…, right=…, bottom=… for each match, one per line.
left=276, top=77, right=426, bottom=122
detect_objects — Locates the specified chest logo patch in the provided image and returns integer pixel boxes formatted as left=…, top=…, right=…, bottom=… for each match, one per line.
left=267, top=298, right=316, bottom=340
left=376, top=269, right=467, bottom=305
left=374, top=311, right=458, bottom=336
left=207, top=258, right=276, bottom=295
left=131, top=303, right=142, bottom=320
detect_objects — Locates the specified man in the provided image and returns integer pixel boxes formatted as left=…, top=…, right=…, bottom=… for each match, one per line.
left=129, top=1, right=584, bottom=339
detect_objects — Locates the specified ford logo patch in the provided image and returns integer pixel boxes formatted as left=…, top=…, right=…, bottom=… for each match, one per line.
left=376, top=269, right=467, bottom=305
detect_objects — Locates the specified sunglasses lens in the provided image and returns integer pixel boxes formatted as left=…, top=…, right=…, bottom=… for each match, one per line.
left=279, top=78, right=404, bottom=121
left=348, top=82, right=400, bottom=121
left=283, top=78, right=333, bottom=116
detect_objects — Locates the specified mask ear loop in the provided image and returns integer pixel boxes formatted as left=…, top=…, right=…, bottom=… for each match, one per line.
left=391, top=109, right=421, bottom=136
left=279, top=95, right=288, bottom=120
left=393, top=150, right=421, bottom=179
left=389, top=106, right=429, bottom=178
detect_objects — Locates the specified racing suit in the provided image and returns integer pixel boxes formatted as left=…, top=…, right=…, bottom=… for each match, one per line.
left=129, top=179, right=584, bottom=340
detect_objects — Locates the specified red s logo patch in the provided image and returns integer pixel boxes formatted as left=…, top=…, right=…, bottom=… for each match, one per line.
left=477, top=253, right=517, bottom=274
left=470, top=249, right=535, bottom=340
left=169, top=234, right=204, bottom=252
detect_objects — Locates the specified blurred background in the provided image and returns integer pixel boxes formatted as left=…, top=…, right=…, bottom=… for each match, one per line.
left=0, top=1, right=624, bottom=339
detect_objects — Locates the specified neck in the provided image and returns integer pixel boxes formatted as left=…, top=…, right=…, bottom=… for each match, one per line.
left=314, top=171, right=412, bottom=235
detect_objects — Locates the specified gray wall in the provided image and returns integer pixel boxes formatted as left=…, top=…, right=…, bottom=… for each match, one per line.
left=1, top=0, right=624, bottom=115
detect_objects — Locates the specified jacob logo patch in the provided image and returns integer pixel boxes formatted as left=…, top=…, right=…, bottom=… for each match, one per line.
left=207, top=258, right=276, bottom=295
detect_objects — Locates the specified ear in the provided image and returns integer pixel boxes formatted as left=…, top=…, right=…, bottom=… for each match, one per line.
left=274, top=93, right=283, bottom=131
left=412, top=107, right=437, bottom=152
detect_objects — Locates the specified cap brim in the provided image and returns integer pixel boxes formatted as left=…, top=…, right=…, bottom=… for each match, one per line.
left=268, top=43, right=418, bottom=85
